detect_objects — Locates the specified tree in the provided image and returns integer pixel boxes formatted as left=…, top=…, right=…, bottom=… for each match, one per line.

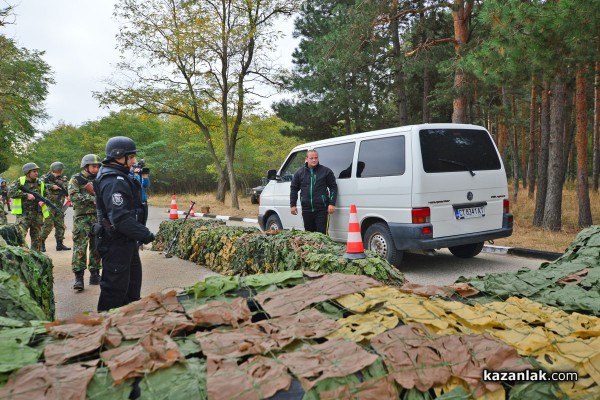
left=450, top=0, right=474, bottom=123
left=0, top=34, right=53, bottom=169
left=96, top=0, right=296, bottom=208
left=575, top=64, right=592, bottom=227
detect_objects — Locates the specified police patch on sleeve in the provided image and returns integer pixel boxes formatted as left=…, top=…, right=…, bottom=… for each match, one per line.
left=112, top=193, right=124, bottom=206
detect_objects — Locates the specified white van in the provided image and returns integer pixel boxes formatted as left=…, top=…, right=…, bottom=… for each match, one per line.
left=258, top=123, right=513, bottom=266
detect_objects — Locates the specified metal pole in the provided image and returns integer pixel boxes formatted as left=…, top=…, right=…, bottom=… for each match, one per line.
left=164, top=201, right=196, bottom=258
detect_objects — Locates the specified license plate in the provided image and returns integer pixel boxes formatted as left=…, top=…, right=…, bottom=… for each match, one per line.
left=455, top=206, right=486, bottom=219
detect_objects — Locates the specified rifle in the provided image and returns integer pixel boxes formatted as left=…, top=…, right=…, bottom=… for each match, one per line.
left=45, top=173, right=69, bottom=197
left=18, top=185, right=61, bottom=214
left=164, top=201, right=195, bottom=259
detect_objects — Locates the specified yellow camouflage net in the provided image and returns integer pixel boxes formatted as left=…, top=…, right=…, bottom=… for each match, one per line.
left=333, top=286, right=600, bottom=398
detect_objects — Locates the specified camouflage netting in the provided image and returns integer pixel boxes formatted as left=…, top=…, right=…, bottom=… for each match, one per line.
left=0, top=244, right=55, bottom=321
left=153, top=219, right=405, bottom=286
left=0, top=224, right=25, bottom=247
left=459, top=225, right=600, bottom=316
left=2, top=223, right=600, bottom=398
left=2, top=271, right=593, bottom=399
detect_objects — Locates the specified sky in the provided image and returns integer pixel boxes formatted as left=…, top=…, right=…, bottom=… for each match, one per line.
left=5, top=0, right=297, bottom=130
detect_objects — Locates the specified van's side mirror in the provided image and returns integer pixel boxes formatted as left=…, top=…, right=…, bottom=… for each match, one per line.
left=267, top=169, right=277, bottom=180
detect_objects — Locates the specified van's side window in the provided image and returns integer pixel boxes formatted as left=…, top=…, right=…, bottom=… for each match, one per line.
left=314, top=143, right=355, bottom=179
left=357, top=136, right=406, bottom=178
left=280, top=150, right=307, bottom=181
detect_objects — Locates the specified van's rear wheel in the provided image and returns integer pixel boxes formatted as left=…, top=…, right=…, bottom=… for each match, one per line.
left=364, top=223, right=403, bottom=266
left=448, top=242, right=484, bottom=258
left=266, top=214, right=283, bottom=231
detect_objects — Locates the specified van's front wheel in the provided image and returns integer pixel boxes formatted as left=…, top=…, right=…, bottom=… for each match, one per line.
left=266, top=214, right=283, bottom=231
left=448, top=242, right=484, bottom=258
left=364, top=223, right=403, bottom=267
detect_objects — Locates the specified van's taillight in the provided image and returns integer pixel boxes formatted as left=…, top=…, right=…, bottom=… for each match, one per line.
left=503, top=199, right=510, bottom=214
left=412, top=207, right=430, bottom=224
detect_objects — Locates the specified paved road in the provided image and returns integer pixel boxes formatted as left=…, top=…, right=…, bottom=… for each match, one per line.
left=6, top=206, right=550, bottom=319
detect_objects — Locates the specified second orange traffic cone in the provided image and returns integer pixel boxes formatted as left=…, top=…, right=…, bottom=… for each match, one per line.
left=344, top=204, right=366, bottom=260
left=189, top=201, right=195, bottom=217
left=169, top=195, right=179, bottom=219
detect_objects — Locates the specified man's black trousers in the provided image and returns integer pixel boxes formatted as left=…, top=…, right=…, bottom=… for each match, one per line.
left=302, top=209, right=329, bottom=234
left=97, top=240, right=142, bottom=312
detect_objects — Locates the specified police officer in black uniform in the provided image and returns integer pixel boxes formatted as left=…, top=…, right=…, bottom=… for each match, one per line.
left=94, top=136, right=155, bottom=312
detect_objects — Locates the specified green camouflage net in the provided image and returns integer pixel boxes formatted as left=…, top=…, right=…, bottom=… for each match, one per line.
left=459, top=225, right=600, bottom=316
left=4, top=225, right=600, bottom=398
left=153, top=220, right=404, bottom=286
left=0, top=224, right=25, bottom=247
left=0, top=245, right=55, bottom=321
left=0, top=273, right=576, bottom=399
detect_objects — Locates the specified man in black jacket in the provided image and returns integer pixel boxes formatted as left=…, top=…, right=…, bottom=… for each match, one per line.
left=290, top=149, right=337, bottom=234
left=94, top=136, right=155, bottom=312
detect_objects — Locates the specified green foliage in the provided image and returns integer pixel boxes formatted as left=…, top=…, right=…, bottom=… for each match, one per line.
left=24, top=110, right=296, bottom=193
left=0, top=35, right=53, bottom=159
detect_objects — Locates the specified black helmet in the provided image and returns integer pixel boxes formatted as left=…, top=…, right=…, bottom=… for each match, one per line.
left=81, top=154, right=102, bottom=168
left=50, top=161, right=64, bottom=172
left=105, top=136, right=137, bottom=160
left=22, top=162, right=40, bottom=174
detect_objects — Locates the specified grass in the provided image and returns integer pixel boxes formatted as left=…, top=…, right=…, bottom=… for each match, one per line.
left=148, top=187, right=600, bottom=254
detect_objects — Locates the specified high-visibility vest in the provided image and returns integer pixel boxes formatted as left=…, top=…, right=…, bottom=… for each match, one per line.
left=11, top=176, right=50, bottom=219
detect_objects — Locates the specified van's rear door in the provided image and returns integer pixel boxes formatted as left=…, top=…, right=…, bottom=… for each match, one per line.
left=412, top=126, right=508, bottom=239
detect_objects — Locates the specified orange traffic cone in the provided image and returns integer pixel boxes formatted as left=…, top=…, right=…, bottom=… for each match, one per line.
left=189, top=201, right=195, bottom=217
left=344, top=204, right=366, bottom=260
left=169, top=195, right=179, bottom=219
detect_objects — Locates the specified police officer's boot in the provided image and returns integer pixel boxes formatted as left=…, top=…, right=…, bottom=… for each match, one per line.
left=89, top=270, right=101, bottom=285
left=40, top=242, right=46, bottom=252
left=73, top=271, right=84, bottom=291
left=56, top=241, right=71, bottom=251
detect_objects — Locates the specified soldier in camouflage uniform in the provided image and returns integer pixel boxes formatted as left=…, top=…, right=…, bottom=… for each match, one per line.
left=0, top=179, right=7, bottom=224
left=68, top=154, right=102, bottom=291
left=8, top=162, right=50, bottom=251
left=0, top=182, right=6, bottom=225
left=1, top=179, right=10, bottom=211
left=41, top=162, right=71, bottom=252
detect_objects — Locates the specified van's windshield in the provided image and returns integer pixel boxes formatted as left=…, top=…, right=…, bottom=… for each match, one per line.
left=419, top=129, right=501, bottom=173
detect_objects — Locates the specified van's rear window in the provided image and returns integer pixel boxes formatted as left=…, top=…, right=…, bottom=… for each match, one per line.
left=419, top=129, right=501, bottom=173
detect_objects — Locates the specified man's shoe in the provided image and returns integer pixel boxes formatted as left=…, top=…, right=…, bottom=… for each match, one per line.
left=89, top=270, right=101, bottom=285
left=73, top=271, right=84, bottom=291
left=56, top=241, right=71, bottom=251
left=40, top=242, right=46, bottom=252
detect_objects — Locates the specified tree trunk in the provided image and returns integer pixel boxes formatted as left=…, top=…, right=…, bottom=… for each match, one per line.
left=527, top=73, right=538, bottom=199
left=561, top=91, right=576, bottom=185
left=533, top=80, right=551, bottom=227
left=575, top=64, right=592, bottom=227
left=450, top=0, right=472, bottom=124
left=542, top=69, right=567, bottom=231
left=593, top=51, right=600, bottom=191
left=216, top=177, right=227, bottom=203
left=520, top=103, right=527, bottom=188
left=422, top=69, right=431, bottom=123
left=497, top=117, right=506, bottom=158
left=390, top=2, right=408, bottom=125
left=503, top=88, right=519, bottom=203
